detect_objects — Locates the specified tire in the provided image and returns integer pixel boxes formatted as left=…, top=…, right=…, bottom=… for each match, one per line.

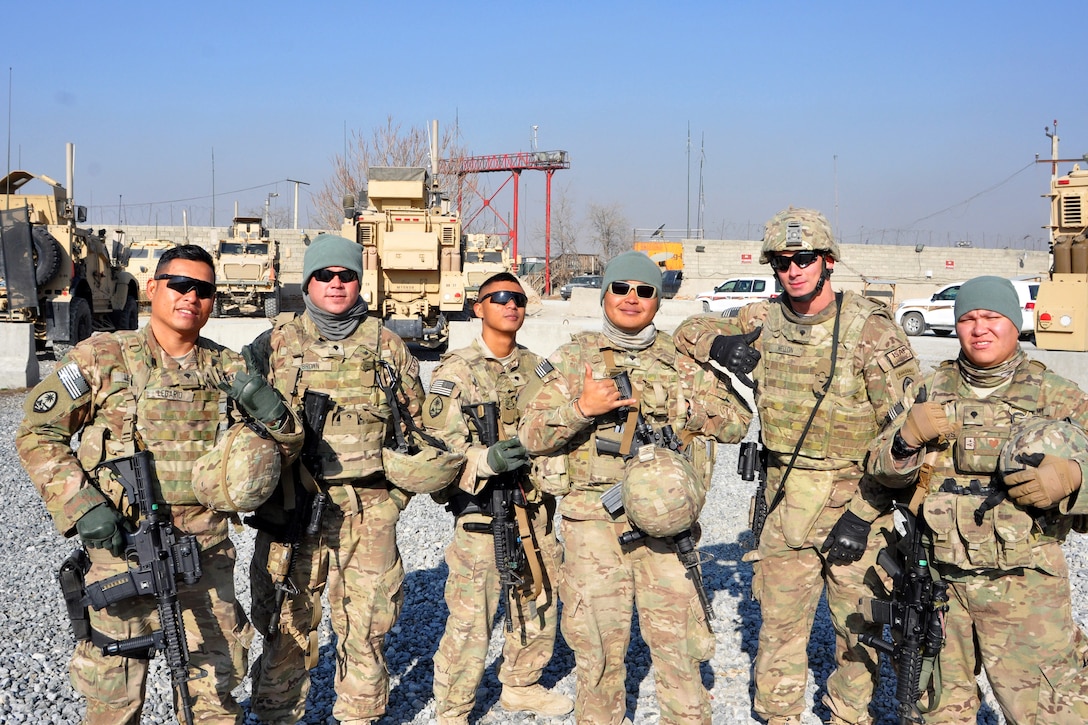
left=933, top=329, right=953, bottom=337
left=702, top=301, right=710, bottom=313
left=263, top=289, right=280, bottom=318
left=212, top=296, right=224, bottom=318
left=68, top=297, right=93, bottom=345
left=32, top=227, right=62, bottom=286
left=900, top=311, right=925, bottom=337
left=110, top=295, right=139, bottom=330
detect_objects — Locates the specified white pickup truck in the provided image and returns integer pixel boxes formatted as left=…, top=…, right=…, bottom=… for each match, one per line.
left=696, top=275, right=779, bottom=313
left=895, top=279, right=1038, bottom=337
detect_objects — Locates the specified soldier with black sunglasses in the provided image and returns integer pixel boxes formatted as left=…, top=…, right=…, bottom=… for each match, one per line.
left=675, top=207, right=920, bottom=725
left=423, top=272, right=572, bottom=724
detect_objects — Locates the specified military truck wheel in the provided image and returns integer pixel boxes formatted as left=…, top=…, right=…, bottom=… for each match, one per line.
left=32, top=227, right=62, bottom=286
left=264, top=289, right=280, bottom=318
left=211, top=297, right=224, bottom=318
left=111, top=295, right=139, bottom=330
left=69, top=297, right=93, bottom=345
left=900, top=311, right=925, bottom=337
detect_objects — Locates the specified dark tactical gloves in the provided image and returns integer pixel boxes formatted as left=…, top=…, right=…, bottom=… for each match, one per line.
left=820, top=510, right=871, bottom=565
left=219, top=369, right=290, bottom=430
left=486, top=437, right=529, bottom=474
left=709, top=327, right=762, bottom=389
left=1005, top=454, right=1083, bottom=509
left=76, top=503, right=127, bottom=557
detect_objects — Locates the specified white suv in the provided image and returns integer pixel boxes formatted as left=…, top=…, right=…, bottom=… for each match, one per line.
left=696, top=275, right=779, bottom=313
left=895, top=280, right=1038, bottom=338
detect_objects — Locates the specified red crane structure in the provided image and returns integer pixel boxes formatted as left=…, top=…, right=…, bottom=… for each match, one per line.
left=439, top=150, right=570, bottom=293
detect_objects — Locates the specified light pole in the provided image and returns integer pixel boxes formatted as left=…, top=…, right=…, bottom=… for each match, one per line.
left=286, top=178, right=310, bottom=230
left=265, top=192, right=279, bottom=228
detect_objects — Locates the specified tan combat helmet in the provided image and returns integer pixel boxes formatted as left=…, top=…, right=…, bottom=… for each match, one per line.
left=759, top=207, right=840, bottom=264
left=622, top=446, right=705, bottom=538
left=383, top=438, right=466, bottom=494
left=193, top=423, right=282, bottom=512
left=1000, top=417, right=1088, bottom=477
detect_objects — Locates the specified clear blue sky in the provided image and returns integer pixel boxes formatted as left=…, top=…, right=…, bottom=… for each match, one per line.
left=5, top=1, right=1087, bottom=254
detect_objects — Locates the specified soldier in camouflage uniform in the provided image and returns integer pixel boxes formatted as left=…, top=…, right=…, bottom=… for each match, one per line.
left=519, top=252, right=752, bottom=724
left=868, top=275, right=1088, bottom=724
left=673, top=208, right=920, bottom=725
left=423, top=272, right=573, bottom=724
left=244, top=233, right=425, bottom=725
left=16, top=244, right=303, bottom=725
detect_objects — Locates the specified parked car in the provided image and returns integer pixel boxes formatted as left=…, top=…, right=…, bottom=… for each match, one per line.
left=661, top=269, right=683, bottom=299
left=559, top=274, right=603, bottom=300
left=894, top=279, right=1038, bottom=338
left=696, top=275, right=779, bottom=313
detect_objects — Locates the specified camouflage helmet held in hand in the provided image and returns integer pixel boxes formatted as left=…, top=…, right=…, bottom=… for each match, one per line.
left=999, top=417, right=1088, bottom=478
left=193, top=423, right=282, bottom=512
left=759, top=207, right=840, bottom=264
left=383, top=438, right=466, bottom=494
left=622, top=446, right=705, bottom=538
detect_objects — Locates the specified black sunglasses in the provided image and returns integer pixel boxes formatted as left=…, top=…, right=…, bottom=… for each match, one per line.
left=479, top=290, right=527, bottom=307
left=311, top=268, right=360, bottom=284
left=154, top=274, right=215, bottom=300
left=608, top=281, right=658, bottom=299
left=768, top=250, right=822, bottom=273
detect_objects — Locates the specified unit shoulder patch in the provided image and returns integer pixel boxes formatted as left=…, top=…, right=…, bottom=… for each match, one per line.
left=884, top=344, right=915, bottom=369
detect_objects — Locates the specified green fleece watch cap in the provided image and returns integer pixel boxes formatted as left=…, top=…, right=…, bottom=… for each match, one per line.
left=600, top=251, right=662, bottom=301
left=954, top=275, right=1022, bottom=330
left=302, top=234, right=363, bottom=291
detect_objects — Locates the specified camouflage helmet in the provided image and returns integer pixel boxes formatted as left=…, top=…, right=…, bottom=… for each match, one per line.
left=193, top=423, right=281, bottom=512
left=999, top=417, right=1088, bottom=477
left=383, top=438, right=465, bottom=494
left=622, top=446, right=705, bottom=538
left=759, top=207, right=840, bottom=263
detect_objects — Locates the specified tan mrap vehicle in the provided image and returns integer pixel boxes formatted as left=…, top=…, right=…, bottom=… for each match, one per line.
left=1034, top=128, right=1088, bottom=351
left=123, top=236, right=177, bottom=303
left=462, top=233, right=512, bottom=302
left=341, top=165, right=466, bottom=349
left=212, top=216, right=282, bottom=318
left=0, top=143, right=139, bottom=348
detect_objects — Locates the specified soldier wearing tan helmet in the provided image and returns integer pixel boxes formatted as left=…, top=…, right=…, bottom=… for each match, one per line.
left=674, top=207, right=920, bottom=725
left=868, top=275, right=1088, bottom=723
left=520, top=251, right=752, bottom=724
left=16, top=244, right=303, bottom=724
left=242, top=233, right=440, bottom=725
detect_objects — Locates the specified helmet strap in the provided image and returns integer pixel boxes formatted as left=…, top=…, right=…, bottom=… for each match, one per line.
left=786, top=255, right=832, bottom=304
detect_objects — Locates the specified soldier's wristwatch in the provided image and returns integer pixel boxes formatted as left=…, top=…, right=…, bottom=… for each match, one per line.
left=891, top=430, right=922, bottom=459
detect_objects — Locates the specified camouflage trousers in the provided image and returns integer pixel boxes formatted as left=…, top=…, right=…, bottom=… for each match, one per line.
left=747, top=495, right=886, bottom=724
left=433, top=498, right=562, bottom=719
left=72, top=540, right=252, bottom=725
left=250, top=487, right=405, bottom=725
left=926, top=563, right=1088, bottom=724
left=560, top=516, right=714, bottom=725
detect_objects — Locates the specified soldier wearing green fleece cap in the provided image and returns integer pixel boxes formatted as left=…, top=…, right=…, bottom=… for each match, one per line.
left=868, top=273, right=1088, bottom=723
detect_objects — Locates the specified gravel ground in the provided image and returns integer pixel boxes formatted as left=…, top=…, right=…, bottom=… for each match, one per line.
left=1, top=335, right=1086, bottom=724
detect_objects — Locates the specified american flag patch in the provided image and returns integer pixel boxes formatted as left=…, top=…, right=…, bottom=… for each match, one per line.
left=535, top=360, right=554, bottom=378
left=58, top=362, right=91, bottom=400
left=430, top=379, right=456, bottom=397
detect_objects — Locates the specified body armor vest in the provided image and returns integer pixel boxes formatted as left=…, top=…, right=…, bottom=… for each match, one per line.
left=274, top=316, right=390, bottom=482
left=119, top=329, right=230, bottom=505
left=758, top=292, right=882, bottom=464
left=567, top=333, right=681, bottom=491
left=922, top=358, right=1073, bottom=571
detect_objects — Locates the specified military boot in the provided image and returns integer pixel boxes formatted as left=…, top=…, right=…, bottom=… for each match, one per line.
left=436, top=716, right=469, bottom=725
left=499, top=683, right=575, bottom=717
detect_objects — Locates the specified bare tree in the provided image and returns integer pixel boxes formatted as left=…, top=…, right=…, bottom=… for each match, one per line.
left=587, top=202, right=629, bottom=262
left=311, top=117, right=472, bottom=229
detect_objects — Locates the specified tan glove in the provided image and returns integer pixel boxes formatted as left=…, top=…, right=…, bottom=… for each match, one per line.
left=1004, top=454, right=1082, bottom=509
left=900, top=402, right=952, bottom=449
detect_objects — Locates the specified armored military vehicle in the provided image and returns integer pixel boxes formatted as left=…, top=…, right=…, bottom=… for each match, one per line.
left=0, top=143, right=139, bottom=348
left=123, top=236, right=177, bottom=303
left=212, top=216, right=281, bottom=318
left=1034, top=125, right=1088, bottom=351
left=462, top=233, right=512, bottom=301
left=341, top=162, right=466, bottom=349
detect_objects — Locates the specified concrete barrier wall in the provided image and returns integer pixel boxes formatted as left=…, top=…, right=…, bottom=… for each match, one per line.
left=0, top=323, right=39, bottom=390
